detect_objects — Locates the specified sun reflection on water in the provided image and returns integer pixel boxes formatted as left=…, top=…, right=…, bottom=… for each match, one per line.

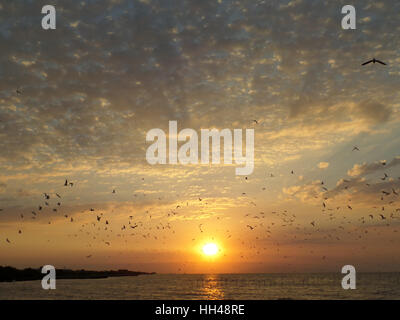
left=201, top=274, right=224, bottom=300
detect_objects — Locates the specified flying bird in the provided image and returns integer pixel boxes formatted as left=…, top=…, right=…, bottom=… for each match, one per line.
left=361, top=58, right=386, bottom=66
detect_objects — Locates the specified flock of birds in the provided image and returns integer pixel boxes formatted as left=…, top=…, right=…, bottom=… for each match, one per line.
left=1, top=142, right=399, bottom=271
left=2, top=57, right=398, bottom=271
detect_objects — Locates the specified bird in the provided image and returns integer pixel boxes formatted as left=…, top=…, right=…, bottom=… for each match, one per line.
left=352, top=146, right=359, bottom=151
left=16, top=88, right=22, bottom=95
left=361, top=58, right=386, bottom=66
left=252, top=120, right=259, bottom=125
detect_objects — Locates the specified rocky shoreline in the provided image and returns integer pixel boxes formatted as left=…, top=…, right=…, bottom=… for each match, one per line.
left=0, top=266, right=155, bottom=282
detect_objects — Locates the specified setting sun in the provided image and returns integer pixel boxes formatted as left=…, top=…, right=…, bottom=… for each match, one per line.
left=202, top=243, right=219, bottom=256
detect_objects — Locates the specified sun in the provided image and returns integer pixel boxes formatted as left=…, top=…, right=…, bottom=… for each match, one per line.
left=202, top=243, right=219, bottom=256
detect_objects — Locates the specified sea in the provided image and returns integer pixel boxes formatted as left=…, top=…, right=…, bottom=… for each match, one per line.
left=0, top=273, right=399, bottom=300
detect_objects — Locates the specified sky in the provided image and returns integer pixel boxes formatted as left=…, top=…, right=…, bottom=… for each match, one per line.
left=0, top=0, right=400, bottom=274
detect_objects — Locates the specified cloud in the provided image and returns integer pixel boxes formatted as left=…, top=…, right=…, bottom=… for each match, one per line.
left=318, top=162, right=329, bottom=169
left=353, top=100, right=392, bottom=124
left=348, top=156, right=400, bottom=177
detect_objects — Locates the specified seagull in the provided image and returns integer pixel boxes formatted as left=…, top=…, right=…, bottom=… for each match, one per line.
left=352, top=146, right=360, bottom=151
left=362, top=58, right=386, bottom=66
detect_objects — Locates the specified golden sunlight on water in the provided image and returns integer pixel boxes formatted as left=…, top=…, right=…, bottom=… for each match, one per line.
left=200, top=275, right=225, bottom=300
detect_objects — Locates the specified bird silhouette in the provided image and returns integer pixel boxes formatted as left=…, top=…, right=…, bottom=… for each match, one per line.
left=362, top=58, right=386, bottom=66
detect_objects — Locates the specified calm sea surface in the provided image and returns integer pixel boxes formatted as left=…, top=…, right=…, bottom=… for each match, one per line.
left=0, top=273, right=399, bottom=300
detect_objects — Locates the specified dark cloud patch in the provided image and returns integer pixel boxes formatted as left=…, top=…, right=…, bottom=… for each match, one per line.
left=354, top=100, right=392, bottom=124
